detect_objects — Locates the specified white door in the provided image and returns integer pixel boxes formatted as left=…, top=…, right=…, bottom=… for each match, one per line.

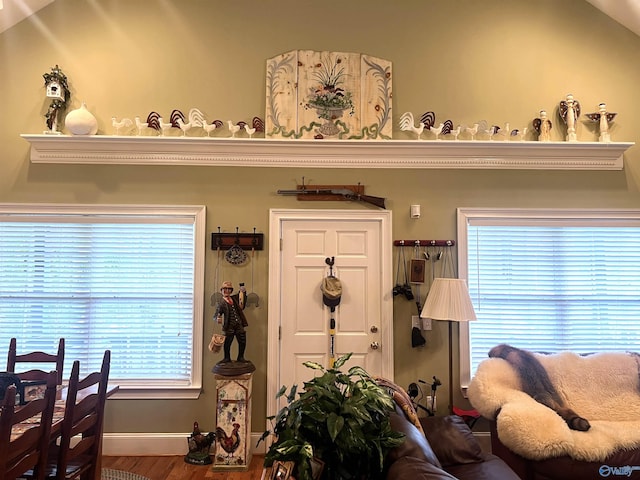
left=267, top=209, right=394, bottom=419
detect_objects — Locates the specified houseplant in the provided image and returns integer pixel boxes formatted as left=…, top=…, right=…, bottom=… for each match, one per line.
left=259, top=353, right=404, bottom=480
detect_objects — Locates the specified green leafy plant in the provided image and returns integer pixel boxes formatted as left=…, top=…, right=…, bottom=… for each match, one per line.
left=258, top=353, right=404, bottom=480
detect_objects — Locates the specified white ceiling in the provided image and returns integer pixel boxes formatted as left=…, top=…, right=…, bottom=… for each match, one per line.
left=0, top=0, right=639, bottom=37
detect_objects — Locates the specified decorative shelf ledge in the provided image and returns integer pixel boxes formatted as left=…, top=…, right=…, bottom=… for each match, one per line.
left=21, top=134, right=635, bottom=170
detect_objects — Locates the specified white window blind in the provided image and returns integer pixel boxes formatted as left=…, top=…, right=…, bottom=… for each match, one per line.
left=0, top=204, right=205, bottom=398
left=457, top=209, right=640, bottom=387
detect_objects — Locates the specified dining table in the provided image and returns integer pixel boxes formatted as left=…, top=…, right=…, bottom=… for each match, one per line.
left=10, top=382, right=119, bottom=441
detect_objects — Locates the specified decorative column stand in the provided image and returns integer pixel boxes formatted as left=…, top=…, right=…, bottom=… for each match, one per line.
left=212, top=372, right=253, bottom=471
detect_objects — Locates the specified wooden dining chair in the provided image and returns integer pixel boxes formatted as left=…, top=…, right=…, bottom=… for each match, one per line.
left=47, top=350, right=111, bottom=480
left=7, top=338, right=66, bottom=385
left=0, top=370, right=58, bottom=480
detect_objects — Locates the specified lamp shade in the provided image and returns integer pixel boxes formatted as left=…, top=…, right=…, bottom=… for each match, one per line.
left=420, top=278, right=477, bottom=322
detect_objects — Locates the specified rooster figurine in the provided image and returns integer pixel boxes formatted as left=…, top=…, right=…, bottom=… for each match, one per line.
left=184, top=421, right=215, bottom=465
left=227, top=121, right=241, bottom=138
left=399, top=112, right=425, bottom=140
left=216, top=422, right=241, bottom=459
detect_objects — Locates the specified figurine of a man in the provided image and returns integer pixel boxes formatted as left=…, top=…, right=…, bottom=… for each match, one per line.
left=214, top=281, right=248, bottom=363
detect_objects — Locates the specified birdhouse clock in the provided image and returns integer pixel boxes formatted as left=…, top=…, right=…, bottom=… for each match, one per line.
left=42, top=64, right=70, bottom=134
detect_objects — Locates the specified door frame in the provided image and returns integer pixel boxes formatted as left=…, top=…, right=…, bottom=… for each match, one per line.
left=267, top=208, right=394, bottom=422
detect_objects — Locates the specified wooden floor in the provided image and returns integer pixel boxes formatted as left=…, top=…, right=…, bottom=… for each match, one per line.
left=102, top=455, right=266, bottom=480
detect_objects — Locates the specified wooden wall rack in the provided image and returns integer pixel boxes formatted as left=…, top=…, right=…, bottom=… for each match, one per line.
left=393, top=240, right=455, bottom=247
left=211, top=228, right=264, bottom=251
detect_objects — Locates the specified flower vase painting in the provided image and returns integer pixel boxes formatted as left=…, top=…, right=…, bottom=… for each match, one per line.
left=266, top=50, right=392, bottom=140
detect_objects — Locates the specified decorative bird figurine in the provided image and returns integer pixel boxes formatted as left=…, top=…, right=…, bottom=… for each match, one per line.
left=244, top=123, right=256, bottom=138
left=188, top=108, right=206, bottom=129
left=510, top=126, right=528, bottom=141
left=449, top=125, right=462, bottom=141
left=251, top=116, right=265, bottom=133
left=135, top=116, right=148, bottom=136
left=158, top=117, right=173, bottom=136
left=227, top=121, right=241, bottom=138
left=176, top=118, right=192, bottom=137
left=111, top=117, right=132, bottom=135
left=185, top=421, right=215, bottom=465
left=203, top=119, right=223, bottom=137
left=430, top=123, right=445, bottom=140
left=465, top=123, right=479, bottom=140
left=585, top=103, right=617, bottom=143
left=499, top=123, right=510, bottom=141
left=399, top=112, right=425, bottom=140
left=216, top=423, right=241, bottom=458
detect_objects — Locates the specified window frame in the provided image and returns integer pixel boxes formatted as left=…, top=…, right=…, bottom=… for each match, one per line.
left=0, top=203, right=206, bottom=400
left=457, top=207, right=640, bottom=392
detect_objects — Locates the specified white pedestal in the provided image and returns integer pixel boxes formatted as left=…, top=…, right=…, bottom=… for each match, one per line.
left=212, top=372, right=253, bottom=471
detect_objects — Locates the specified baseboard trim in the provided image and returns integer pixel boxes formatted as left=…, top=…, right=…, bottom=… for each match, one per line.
left=103, top=432, right=266, bottom=456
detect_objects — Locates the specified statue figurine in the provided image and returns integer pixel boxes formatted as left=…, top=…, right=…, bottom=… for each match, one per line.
left=559, top=93, right=581, bottom=142
left=184, top=421, right=215, bottom=465
left=211, top=281, right=255, bottom=375
left=533, top=110, right=552, bottom=142
left=585, top=103, right=617, bottom=143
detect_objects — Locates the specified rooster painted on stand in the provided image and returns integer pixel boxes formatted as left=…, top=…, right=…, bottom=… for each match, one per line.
left=216, top=422, right=241, bottom=460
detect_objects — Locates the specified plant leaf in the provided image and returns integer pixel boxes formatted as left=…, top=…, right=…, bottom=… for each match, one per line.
left=303, top=360, right=324, bottom=371
left=327, top=412, right=345, bottom=442
left=332, top=352, right=352, bottom=370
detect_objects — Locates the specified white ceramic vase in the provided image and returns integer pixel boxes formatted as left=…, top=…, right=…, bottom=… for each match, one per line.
left=65, top=102, right=98, bottom=135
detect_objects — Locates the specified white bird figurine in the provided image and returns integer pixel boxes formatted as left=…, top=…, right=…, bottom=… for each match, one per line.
left=112, top=117, right=132, bottom=135
left=227, top=121, right=241, bottom=138
left=484, top=125, right=499, bottom=141
left=203, top=121, right=219, bottom=137
left=465, top=123, right=479, bottom=140
left=244, top=124, right=256, bottom=138
left=135, top=116, right=148, bottom=136
left=158, top=117, right=173, bottom=136
left=430, top=123, right=445, bottom=140
left=176, top=118, right=192, bottom=137
left=500, top=123, right=510, bottom=141
left=399, top=112, right=425, bottom=140
left=188, top=108, right=206, bottom=129
left=450, top=125, right=462, bottom=141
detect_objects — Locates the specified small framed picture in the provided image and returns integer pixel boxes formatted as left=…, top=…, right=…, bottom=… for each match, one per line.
left=270, top=460, right=294, bottom=480
left=310, top=457, right=325, bottom=480
left=410, top=258, right=426, bottom=284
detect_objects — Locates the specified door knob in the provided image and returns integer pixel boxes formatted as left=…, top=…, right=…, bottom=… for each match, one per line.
left=370, top=341, right=380, bottom=350
left=370, top=325, right=378, bottom=333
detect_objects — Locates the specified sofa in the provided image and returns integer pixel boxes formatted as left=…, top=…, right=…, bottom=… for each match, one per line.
left=381, top=379, right=520, bottom=480
left=468, top=349, right=640, bottom=480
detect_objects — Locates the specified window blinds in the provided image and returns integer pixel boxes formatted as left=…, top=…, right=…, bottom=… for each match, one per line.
left=466, top=220, right=640, bottom=377
left=0, top=213, right=200, bottom=387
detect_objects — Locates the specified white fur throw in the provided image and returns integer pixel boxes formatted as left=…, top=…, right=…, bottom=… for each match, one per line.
left=468, top=351, right=640, bottom=461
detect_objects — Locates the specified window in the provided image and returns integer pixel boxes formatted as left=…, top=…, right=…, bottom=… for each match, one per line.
left=0, top=204, right=206, bottom=399
left=457, top=208, right=640, bottom=388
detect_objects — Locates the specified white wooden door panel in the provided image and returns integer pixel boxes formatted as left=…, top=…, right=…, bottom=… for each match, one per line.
left=268, top=209, right=393, bottom=421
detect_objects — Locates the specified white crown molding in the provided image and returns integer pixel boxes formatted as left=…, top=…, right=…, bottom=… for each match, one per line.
left=21, top=134, right=634, bottom=170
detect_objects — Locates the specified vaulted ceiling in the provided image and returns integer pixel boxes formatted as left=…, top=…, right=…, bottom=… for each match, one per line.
left=1, top=1, right=639, bottom=37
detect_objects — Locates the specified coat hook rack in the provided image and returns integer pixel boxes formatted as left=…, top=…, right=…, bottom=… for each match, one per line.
left=211, top=227, right=264, bottom=251
left=393, top=240, right=455, bottom=247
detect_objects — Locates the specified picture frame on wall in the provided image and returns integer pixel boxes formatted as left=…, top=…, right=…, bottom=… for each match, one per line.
left=410, top=258, right=426, bottom=284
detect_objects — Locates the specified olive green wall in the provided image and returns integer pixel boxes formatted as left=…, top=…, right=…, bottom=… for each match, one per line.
left=1, top=0, right=639, bottom=436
